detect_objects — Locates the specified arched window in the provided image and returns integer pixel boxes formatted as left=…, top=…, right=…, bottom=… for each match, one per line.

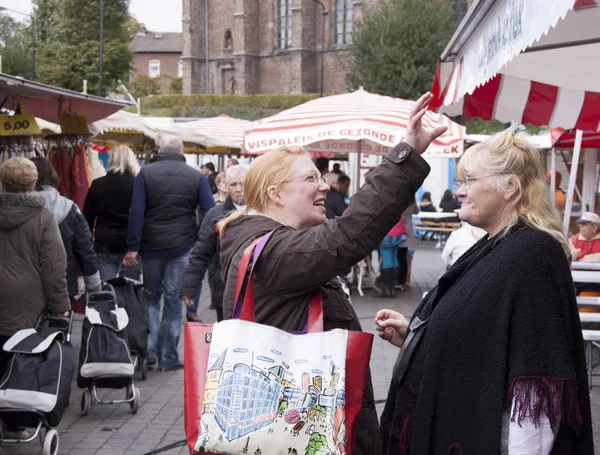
left=335, top=0, right=353, bottom=45
left=277, top=0, right=292, bottom=50
left=224, top=29, right=233, bottom=49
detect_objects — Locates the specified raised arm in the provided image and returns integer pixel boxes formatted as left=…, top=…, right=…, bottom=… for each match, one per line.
left=256, top=93, right=445, bottom=294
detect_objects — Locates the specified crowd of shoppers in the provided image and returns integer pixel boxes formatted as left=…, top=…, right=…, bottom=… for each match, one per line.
left=0, top=92, right=595, bottom=454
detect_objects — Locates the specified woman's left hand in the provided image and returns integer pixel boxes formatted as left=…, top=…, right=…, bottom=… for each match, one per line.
left=375, top=309, right=409, bottom=348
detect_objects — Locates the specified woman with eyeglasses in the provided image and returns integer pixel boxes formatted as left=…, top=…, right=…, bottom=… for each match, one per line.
left=376, top=129, right=593, bottom=454
left=217, top=93, right=445, bottom=455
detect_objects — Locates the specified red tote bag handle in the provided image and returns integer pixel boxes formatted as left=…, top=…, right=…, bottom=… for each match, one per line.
left=232, top=231, right=324, bottom=333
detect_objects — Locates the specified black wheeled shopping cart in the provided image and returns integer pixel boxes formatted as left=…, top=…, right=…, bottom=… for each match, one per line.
left=0, top=312, right=75, bottom=455
left=107, top=265, right=149, bottom=381
left=77, top=284, right=140, bottom=416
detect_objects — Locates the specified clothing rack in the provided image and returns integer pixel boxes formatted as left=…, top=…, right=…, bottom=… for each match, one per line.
left=0, top=136, right=39, bottom=165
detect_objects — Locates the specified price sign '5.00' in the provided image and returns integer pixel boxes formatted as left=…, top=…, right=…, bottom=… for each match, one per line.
left=0, top=111, right=42, bottom=136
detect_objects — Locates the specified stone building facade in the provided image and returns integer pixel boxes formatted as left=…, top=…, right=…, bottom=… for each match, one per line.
left=181, top=0, right=470, bottom=95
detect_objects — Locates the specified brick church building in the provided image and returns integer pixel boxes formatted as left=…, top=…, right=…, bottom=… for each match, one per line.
left=181, top=0, right=469, bottom=95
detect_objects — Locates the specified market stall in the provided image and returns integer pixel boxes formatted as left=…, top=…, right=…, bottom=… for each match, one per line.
left=431, top=0, right=600, bottom=233
left=88, top=110, right=160, bottom=145
left=183, top=114, right=252, bottom=152
left=0, top=73, right=130, bottom=206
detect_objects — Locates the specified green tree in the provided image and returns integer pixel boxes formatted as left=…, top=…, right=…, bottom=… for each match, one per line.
left=305, top=432, right=329, bottom=455
left=0, top=14, right=32, bottom=77
left=33, top=0, right=132, bottom=95
left=124, top=16, right=144, bottom=40
left=128, top=73, right=161, bottom=99
left=346, top=0, right=455, bottom=100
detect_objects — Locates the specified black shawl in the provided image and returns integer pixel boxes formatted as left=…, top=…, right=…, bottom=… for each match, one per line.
left=380, top=224, right=593, bottom=454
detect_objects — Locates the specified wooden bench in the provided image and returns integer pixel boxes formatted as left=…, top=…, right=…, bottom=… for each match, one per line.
left=414, top=221, right=461, bottom=245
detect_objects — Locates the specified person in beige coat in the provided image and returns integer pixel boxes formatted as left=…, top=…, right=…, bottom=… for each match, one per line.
left=0, top=157, right=70, bottom=372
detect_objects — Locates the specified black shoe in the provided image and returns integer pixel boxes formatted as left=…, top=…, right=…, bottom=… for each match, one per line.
left=186, top=315, right=203, bottom=323
left=147, top=358, right=158, bottom=370
left=159, top=362, right=184, bottom=372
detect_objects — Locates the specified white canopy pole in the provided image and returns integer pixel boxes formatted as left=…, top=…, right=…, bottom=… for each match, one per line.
left=563, top=129, right=583, bottom=236
left=582, top=148, right=598, bottom=213
left=550, top=148, right=556, bottom=196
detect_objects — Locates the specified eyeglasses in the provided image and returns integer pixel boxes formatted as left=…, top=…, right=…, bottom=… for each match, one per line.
left=454, top=174, right=495, bottom=190
left=286, top=172, right=329, bottom=186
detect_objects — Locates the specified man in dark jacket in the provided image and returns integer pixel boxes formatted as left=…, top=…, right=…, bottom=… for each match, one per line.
left=180, top=165, right=247, bottom=321
left=124, top=135, right=215, bottom=371
left=325, top=174, right=350, bottom=219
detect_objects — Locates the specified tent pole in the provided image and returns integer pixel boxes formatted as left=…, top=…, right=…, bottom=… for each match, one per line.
left=582, top=148, right=597, bottom=213
left=550, top=148, right=556, bottom=196
left=563, top=129, right=583, bottom=236
left=355, top=140, right=362, bottom=196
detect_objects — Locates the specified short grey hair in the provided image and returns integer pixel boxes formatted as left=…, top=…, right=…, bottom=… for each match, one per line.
left=159, top=135, right=184, bottom=154
left=226, top=165, right=248, bottom=184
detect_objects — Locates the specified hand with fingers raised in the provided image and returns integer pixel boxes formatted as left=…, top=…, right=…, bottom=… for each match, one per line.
left=404, top=92, right=448, bottom=155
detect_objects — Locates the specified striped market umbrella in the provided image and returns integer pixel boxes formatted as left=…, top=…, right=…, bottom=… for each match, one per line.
left=243, top=88, right=466, bottom=158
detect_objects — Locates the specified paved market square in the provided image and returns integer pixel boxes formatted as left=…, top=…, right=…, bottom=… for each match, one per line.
left=4, top=242, right=600, bottom=454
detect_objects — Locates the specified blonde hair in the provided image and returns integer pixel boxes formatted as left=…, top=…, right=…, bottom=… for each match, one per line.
left=108, top=145, right=140, bottom=176
left=215, top=172, right=227, bottom=187
left=218, top=146, right=310, bottom=235
left=457, top=130, right=569, bottom=256
left=0, top=157, right=38, bottom=193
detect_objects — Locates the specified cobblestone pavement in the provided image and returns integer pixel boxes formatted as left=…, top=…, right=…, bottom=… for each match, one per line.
left=3, top=241, right=600, bottom=453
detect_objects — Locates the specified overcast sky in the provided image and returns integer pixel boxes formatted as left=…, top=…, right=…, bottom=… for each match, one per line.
left=1, top=0, right=182, bottom=33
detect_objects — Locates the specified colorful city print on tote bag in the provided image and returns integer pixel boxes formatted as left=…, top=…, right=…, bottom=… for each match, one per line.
left=184, top=231, right=374, bottom=455
left=196, top=320, right=349, bottom=455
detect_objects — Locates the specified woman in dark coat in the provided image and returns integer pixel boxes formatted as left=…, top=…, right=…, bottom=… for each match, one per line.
left=31, top=157, right=101, bottom=298
left=83, top=145, right=140, bottom=281
left=376, top=129, right=593, bottom=454
left=218, top=93, right=446, bottom=455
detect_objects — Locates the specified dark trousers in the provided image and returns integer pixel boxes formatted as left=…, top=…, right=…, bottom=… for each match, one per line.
left=397, top=247, right=408, bottom=285
left=216, top=307, right=224, bottom=322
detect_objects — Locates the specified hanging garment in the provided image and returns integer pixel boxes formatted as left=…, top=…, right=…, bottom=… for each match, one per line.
left=50, top=146, right=72, bottom=199
left=70, top=144, right=89, bottom=210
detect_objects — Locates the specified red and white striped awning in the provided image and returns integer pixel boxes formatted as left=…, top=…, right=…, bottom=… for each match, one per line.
left=184, top=115, right=252, bottom=150
left=244, top=88, right=466, bottom=158
left=431, top=0, right=600, bottom=130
